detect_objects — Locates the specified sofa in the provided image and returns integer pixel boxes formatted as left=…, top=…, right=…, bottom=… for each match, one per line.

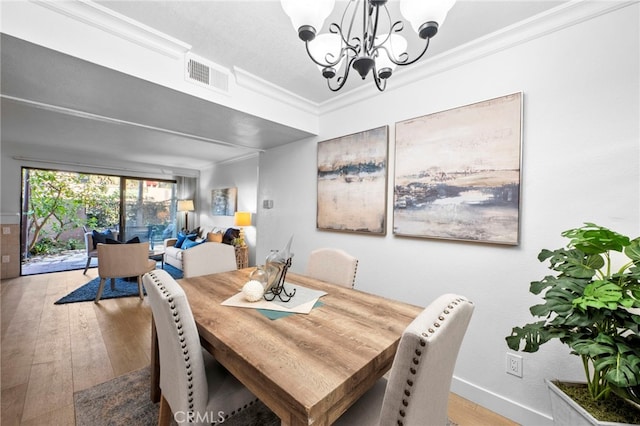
left=163, top=231, right=232, bottom=271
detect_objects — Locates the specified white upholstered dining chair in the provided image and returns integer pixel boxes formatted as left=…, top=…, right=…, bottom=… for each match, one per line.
left=94, top=241, right=155, bottom=303
left=306, top=248, right=358, bottom=288
left=333, top=294, right=474, bottom=426
left=182, top=243, right=238, bottom=278
left=143, top=269, right=257, bottom=426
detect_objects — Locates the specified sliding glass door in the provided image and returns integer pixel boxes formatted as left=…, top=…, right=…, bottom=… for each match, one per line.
left=21, top=168, right=177, bottom=275
left=122, top=178, right=177, bottom=249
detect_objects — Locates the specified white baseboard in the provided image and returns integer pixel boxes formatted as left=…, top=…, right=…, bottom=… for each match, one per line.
left=451, top=376, right=553, bottom=426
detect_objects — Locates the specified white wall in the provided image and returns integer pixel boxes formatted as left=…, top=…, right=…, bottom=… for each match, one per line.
left=256, top=5, right=639, bottom=424
left=199, top=156, right=259, bottom=265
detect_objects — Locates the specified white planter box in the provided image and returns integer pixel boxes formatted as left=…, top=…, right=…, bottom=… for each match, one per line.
left=546, top=379, right=636, bottom=426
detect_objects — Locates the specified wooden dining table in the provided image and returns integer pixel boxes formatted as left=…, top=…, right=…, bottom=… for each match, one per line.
left=150, top=268, right=423, bottom=426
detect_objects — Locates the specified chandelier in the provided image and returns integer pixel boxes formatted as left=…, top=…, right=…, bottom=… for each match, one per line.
left=280, top=0, right=456, bottom=92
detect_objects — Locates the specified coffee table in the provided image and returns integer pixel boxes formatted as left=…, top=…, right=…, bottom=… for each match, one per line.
left=148, top=250, right=165, bottom=269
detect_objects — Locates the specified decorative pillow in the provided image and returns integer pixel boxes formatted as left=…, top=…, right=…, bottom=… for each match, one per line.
left=105, top=236, right=140, bottom=244
left=207, top=232, right=223, bottom=243
left=92, top=229, right=114, bottom=249
left=175, top=232, right=187, bottom=248
left=175, top=232, right=197, bottom=249
left=182, top=238, right=203, bottom=250
left=223, top=228, right=240, bottom=245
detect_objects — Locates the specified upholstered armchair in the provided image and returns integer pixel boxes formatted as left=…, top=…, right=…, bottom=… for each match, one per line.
left=94, top=241, right=155, bottom=303
left=83, top=230, right=118, bottom=274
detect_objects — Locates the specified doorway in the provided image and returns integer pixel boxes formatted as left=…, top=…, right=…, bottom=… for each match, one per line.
left=20, top=167, right=177, bottom=275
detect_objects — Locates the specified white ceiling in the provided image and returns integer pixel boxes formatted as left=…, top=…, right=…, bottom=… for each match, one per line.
left=1, top=1, right=564, bottom=173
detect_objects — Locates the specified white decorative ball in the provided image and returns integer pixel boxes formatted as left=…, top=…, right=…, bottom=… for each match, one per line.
left=242, top=280, right=264, bottom=302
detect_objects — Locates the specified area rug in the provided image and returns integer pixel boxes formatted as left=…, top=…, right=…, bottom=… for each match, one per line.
left=74, top=366, right=279, bottom=426
left=54, top=264, right=182, bottom=305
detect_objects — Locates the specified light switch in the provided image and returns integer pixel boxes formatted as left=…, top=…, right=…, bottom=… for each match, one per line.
left=2, top=255, right=9, bottom=263
left=2, top=227, right=10, bottom=235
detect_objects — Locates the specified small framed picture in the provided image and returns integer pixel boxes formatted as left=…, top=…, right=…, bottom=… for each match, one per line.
left=211, top=187, right=237, bottom=216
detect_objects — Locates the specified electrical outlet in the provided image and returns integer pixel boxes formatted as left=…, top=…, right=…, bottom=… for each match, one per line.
left=506, top=353, right=523, bottom=377
left=2, top=255, right=10, bottom=263
left=2, top=227, right=10, bottom=235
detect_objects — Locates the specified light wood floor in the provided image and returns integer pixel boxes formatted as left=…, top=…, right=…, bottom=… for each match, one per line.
left=1, top=269, right=518, bottom=426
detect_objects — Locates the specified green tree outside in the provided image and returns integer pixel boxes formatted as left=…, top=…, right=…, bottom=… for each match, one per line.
left=23, top=169, right=119, bottom=255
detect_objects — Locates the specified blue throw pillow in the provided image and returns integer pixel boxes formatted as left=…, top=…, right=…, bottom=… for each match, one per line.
left=175, top=232, right=187, bottom=248
left=182, top=238, right=203, bottom=250
left=175, top=232, right=197, bottom=249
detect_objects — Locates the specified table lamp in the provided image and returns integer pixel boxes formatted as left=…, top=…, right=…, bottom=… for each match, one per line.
left=234, top=211, right=251, bottom=246
left=177, top=199, right=195, bottom=231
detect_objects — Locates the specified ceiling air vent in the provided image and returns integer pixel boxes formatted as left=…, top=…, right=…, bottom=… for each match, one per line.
left=185, top=54, right=230, bottom=94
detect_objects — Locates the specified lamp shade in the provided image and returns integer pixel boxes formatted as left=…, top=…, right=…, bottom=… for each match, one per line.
left=234, top=211, right=251, bottom=227
left=177, top=200, right=195, bottom=212
left=399, top=0, right=456, bottom=33
left=281, top=0, right=334, bottom=35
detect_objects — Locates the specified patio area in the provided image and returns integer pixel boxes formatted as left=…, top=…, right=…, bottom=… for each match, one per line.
left=21, top=250, right=96, bottom=275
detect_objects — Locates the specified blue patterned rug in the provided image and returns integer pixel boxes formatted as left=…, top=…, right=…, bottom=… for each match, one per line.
left=54, top=264, right=182, bottom=304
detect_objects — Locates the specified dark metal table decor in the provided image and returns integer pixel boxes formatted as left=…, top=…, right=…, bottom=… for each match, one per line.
left=263, top=257, right=295, bottom=302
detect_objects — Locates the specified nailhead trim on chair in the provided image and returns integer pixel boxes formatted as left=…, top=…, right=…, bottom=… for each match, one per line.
left=395, top=296, right=472, bottom=426
left=351, top=260, right=359, bottom=288
left=148, top=270, right=261, bottom=420
left=148, top=270, right=197, bottom=411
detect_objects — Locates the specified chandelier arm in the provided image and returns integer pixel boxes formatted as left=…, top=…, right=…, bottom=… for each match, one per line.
left=327, top=56, right=354, bottom=92
left=386, top=36, right=432, bottom=67
left=361, top=0, right=369, bottom=51
left=329, top=23, right=347, bottom=47
left=372, top=8, right=394, bottom=49
left=372, top=70, right=387, bottom=92
left=369, top=3, right=386, bottom=54
left=304, top=41, right=340, bottom=68
left=390, top=20, right=404, bottom=35
left=342, top=0, right=360, bottom=49
left=329, top=22, right=362, bottom=57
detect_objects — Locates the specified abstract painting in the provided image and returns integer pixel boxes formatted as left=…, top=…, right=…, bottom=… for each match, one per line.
left=393, top=93, right=523, bottom=245
left=211, top=187, right=237, bottom=216
left=317, top=126, right=388, bottom=234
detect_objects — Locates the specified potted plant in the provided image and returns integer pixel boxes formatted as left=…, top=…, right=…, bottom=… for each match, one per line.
left=506, top=223, right=640, bottom=424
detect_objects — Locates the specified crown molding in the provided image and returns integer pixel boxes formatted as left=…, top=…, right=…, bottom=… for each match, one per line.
left=30, top=0, right=191, bottom=58
left=319, top=0, right=637, bottom=115
left=233, top=67, right=320, bottom=115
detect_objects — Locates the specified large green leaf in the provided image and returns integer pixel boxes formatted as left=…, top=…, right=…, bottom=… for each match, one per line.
left=538, top=247, right=603, bottom=279
left=624, top=238, right=640, bottom=262
left=506, top=321, right=552, bottom=352
left=573, top=280, right=623, bottom=310
left=530, top=277, right=589, bottom=317
left=562, top=223, right=630, bottom=254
